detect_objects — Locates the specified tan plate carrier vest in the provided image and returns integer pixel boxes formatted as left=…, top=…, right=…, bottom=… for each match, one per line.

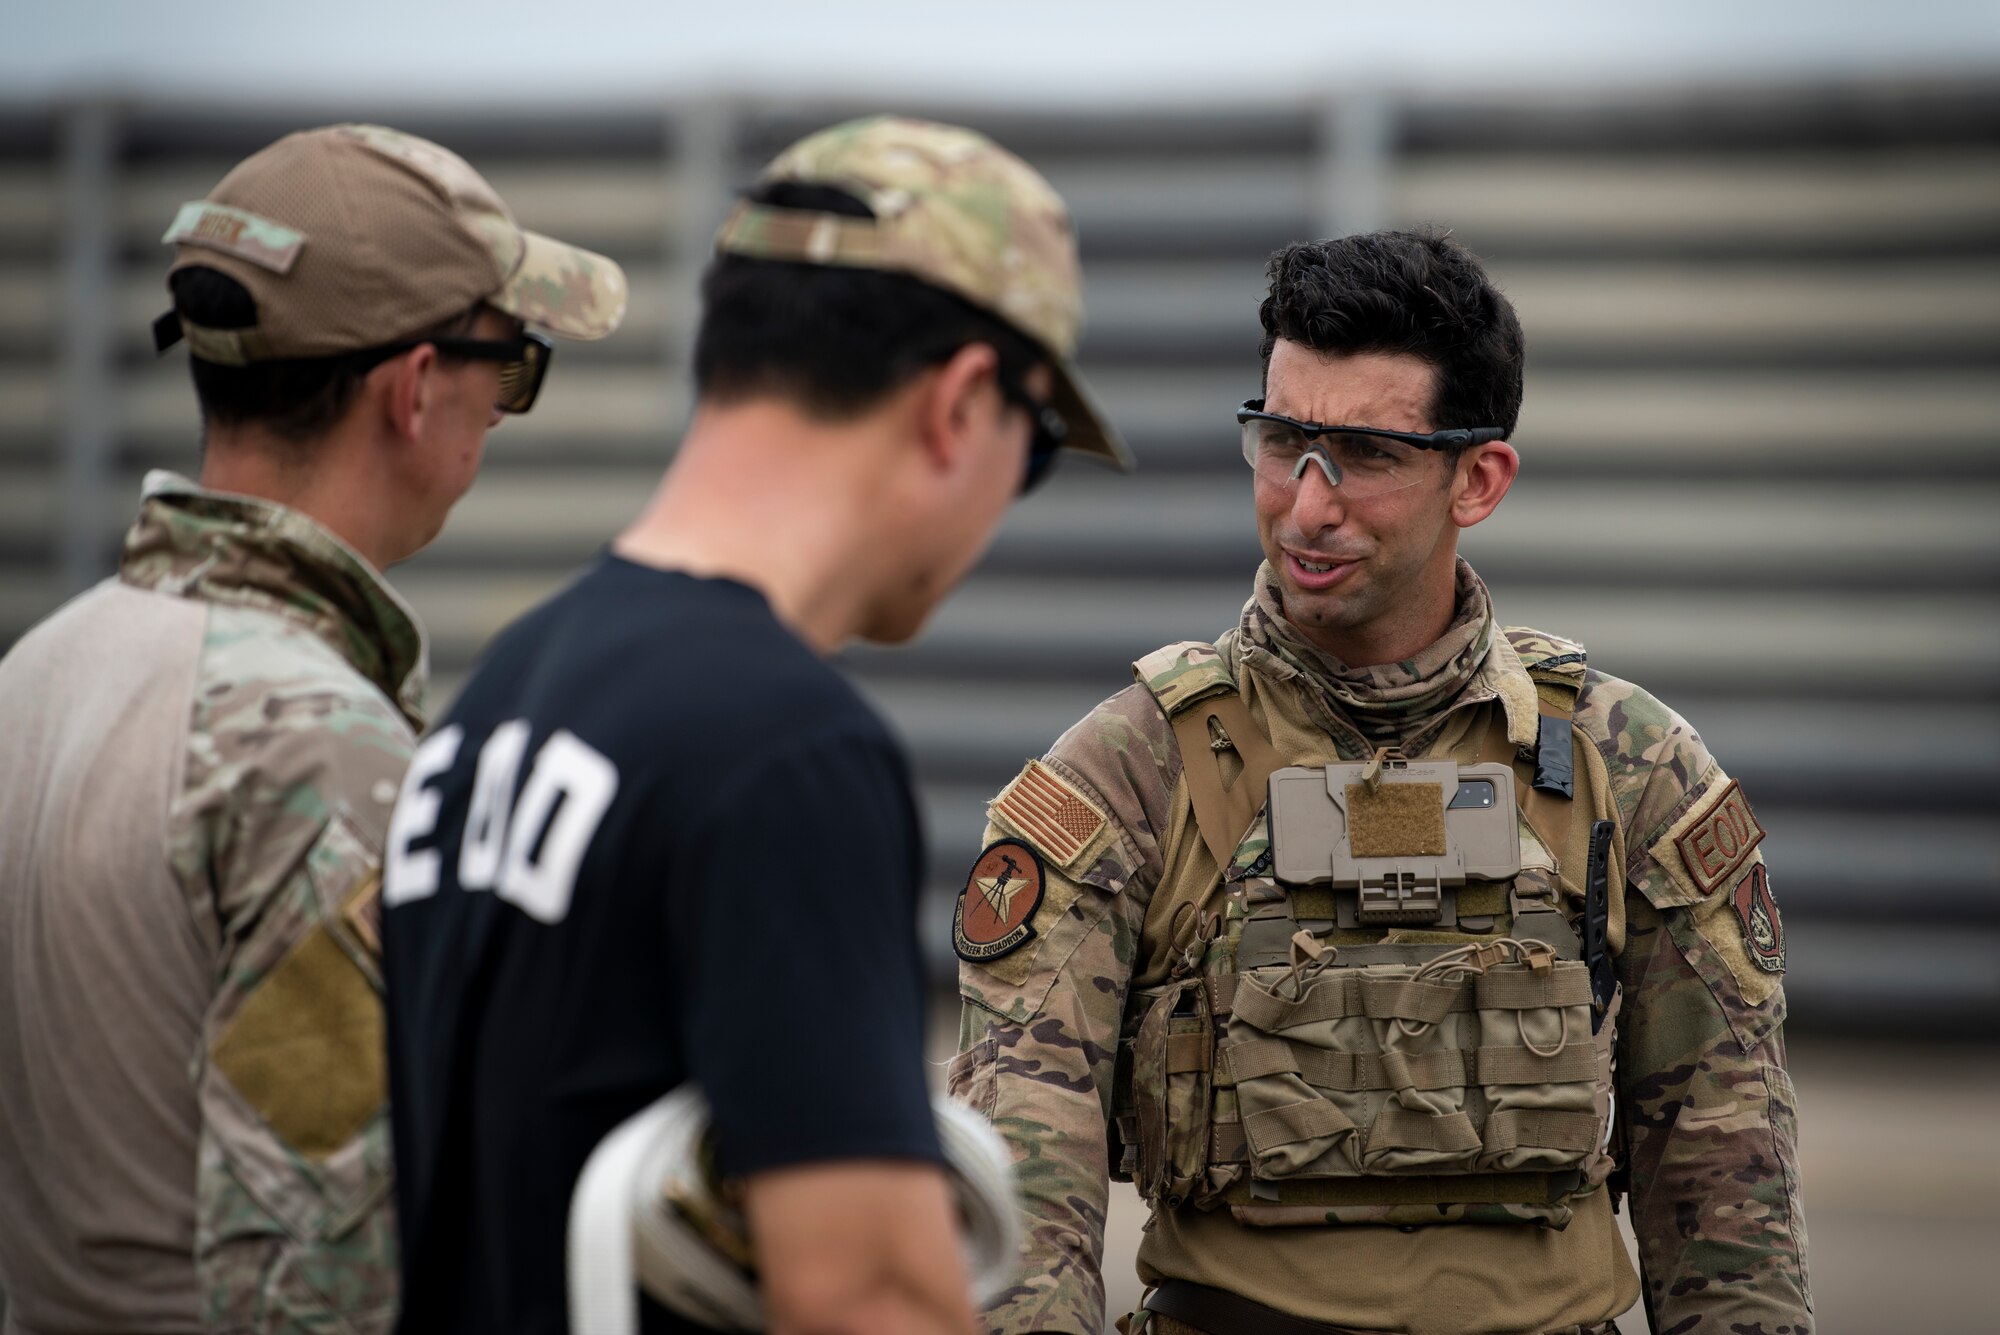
left=1110, top=631, right=1625, bottom=1229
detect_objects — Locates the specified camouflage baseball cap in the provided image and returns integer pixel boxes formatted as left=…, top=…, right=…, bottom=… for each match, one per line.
left=154, top=123, right=627, bottom=366
left=714, top=116, right=1133, bottom=472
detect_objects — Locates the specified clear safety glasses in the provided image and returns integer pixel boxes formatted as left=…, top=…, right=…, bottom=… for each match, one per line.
left=1236, top=399, right=1504, bottom=500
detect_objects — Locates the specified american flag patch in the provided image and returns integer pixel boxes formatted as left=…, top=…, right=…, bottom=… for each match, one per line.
left=992, top=760, right=1107, bottom=867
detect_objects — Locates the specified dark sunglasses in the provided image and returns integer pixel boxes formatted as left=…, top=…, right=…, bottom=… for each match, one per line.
left=998, top=371, right=1068, bottom=496
left=366, top=331, right=554, bottom=415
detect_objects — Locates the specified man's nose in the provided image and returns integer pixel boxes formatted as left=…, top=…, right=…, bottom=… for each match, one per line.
left=1291, top=450, right=1346, bottom=527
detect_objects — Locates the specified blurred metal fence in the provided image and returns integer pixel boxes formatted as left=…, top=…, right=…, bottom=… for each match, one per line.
left=2, top=80, right=1995, bottom=1033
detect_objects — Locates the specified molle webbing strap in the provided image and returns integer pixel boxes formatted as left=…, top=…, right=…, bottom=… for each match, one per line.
left=1223, top=1038, right=1596, bottom=1092
left=1225, top=1039, right=1470, bottom=1092
left=1243, top=1099, right=1355, bottom=1150
left=1484, top=1109, right=1601, bottom=1154
left=1472, top=1043, right=1598, bottom=1085
left=1473, top=968, right=1592, bottom=1010
left=1223, top=1171, right=1564, bottom=1209
left=1368, top=1108, right=1481, bottom=1154
left=1232, top=972, right=1470, bottom=1032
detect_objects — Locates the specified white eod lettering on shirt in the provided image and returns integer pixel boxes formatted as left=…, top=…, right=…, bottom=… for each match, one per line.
left=384, top=722, right=620, bottom=924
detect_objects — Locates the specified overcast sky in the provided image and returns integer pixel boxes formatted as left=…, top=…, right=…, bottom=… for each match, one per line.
left=9, top=0, right=1999, bottom=106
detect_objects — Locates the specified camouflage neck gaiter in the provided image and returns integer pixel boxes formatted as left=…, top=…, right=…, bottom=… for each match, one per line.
left=1244, top=557, right=1495, bottom=746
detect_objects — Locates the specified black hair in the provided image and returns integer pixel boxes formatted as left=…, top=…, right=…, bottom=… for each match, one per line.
left=1257, top=228, right=1525, bottom=441
left=691, top=181, right=1045, bottom=418
left=172, top=266, right=479, bottom=451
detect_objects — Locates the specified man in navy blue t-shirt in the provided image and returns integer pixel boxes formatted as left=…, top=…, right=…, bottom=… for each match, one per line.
left=381, top=117, right=1132, bottom=1335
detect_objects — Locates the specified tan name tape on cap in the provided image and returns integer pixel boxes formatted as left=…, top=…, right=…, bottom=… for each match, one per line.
left=991, top=759, right=1107, bottom=869
left=162, top=201, right=305, bottom=274
left=1671, top=779, right=1765, bottom=897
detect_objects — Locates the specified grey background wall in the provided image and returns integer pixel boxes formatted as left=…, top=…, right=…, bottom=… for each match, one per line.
left=4, top=79, right=1995, bottom=1035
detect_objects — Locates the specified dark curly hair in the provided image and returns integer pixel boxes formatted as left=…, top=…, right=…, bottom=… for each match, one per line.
left=1257, top=229, right=1524, bottom=437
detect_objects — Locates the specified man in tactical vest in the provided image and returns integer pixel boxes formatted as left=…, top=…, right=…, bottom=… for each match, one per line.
left=949, top=230, right=1809, bottom=1335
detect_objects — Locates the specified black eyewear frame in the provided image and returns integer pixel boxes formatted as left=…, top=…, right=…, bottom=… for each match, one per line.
left=1235, top=400, right=1506, bottom=452
left=363, top=331, right=554, bottom=415
left=151, top=313, right=556, bottom=416
left=1001, top=371, right=1069, bottom=495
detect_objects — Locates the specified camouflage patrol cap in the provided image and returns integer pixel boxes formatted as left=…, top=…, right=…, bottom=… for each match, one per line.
left=715, top=116, right=1133, bottom=472
left=155, top=123, right=627, bottom=365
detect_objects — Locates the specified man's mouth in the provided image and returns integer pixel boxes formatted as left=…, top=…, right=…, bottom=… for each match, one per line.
left=1283, top=548, right=1359, bottom=588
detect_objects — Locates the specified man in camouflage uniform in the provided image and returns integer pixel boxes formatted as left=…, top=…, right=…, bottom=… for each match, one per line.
left=950, top=230, right=1809, bottom=1335
left=0, top=125, right=624, bottom=1334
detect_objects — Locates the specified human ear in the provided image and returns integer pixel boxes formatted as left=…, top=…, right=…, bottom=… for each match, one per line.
left=376, top=344, right=439, bottom=445
left=917, top=342, right=1004, bottom=473
left=1449, top=441, right=1519, bottom=528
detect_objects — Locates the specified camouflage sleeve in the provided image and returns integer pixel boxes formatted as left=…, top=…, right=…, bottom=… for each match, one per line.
left=948, top=685, right=1179, bottom=1335
left=1587, top=675, right=1811, bottom=1333
left=172, top=620, right=411, bottom=1334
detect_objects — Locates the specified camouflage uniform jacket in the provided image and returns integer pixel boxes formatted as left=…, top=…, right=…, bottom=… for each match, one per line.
left=952, top=562, right=1809, bottom=1335
left=0, top=471, right=417, bottom=1334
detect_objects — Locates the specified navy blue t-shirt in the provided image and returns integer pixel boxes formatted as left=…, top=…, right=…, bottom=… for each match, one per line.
left=383, top=554, right=941, bottom=1334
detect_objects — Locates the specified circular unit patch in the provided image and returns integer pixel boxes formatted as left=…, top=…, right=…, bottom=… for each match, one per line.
left=953, top=839, right=1045, bottom=963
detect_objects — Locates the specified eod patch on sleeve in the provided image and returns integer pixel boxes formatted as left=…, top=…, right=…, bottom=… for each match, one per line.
left=1645, top=769, right=1784, bottom=1006
left=1671, top=778, right=1765, bottom=897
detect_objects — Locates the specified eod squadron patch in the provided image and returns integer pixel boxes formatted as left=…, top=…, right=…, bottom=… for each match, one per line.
left=1733, top=864, right=1786, bottom=973
left=953, top=839, right=1046, bottom=962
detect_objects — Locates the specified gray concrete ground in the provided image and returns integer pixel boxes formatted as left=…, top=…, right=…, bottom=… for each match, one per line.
left=930, top=1004, right=1999, bottom=1333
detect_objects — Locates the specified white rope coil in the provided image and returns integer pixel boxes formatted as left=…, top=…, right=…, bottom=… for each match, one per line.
left=568, top=1087, right=1021, bottom=1335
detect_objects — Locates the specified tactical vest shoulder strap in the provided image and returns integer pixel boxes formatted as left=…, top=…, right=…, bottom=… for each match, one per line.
left=1133, top=639, right=1283, bottom=875
left=1491, top=627, right=1623, bottom=906
left=1501, top=626, right=1587, bottom=799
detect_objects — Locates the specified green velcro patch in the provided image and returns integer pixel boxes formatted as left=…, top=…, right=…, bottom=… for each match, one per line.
left=210, top=923, right=385, bottom=1159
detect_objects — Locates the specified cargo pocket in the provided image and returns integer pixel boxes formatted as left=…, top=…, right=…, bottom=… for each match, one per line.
left=1131, top=976, right=1213, bottom=1207
left=1226, top=968, right=1360, bottom=1180
left=945, top=1035, right=1000, bottom=1119
left=1226, top=965, right=1478, bottom=1179
left=1471, top=960, right=1604, bottom=1174
left=1352, top=969, right=1479, bottom=1174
